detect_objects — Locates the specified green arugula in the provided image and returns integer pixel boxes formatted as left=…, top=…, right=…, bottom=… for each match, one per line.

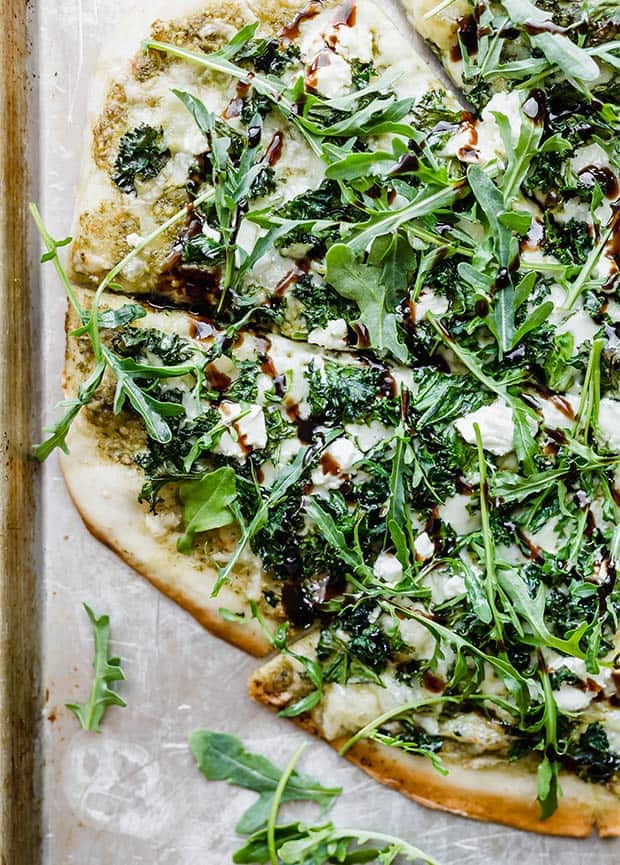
left=190, top=730, right=439, bottom=864
left=188, top=730, right=340, bottom=835
left=66, top=604, right=126, bottom=732
left=177, top=467, right=238, bottom=553
left=325, top=244, right=408, bottom=361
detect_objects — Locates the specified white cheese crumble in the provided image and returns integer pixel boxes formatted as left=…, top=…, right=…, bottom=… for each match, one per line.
left=414, top=290, right=449, bottom=321
left=310, top=436, right=363, bottom=493
left=308, top=51, right=352, bottom=99
left=373, top=551, right=403, bottom=583
left=307, top=318, right=349, bottom=350
left=425, top=570, right=466, bottom=604
left=414, top=531, right=435, bottom=561
left=557, top=310, right=599, bottom=348
left=344, top=420, right=390, bottom=452
left=126, top=232, right=144, bottom=248
left=214, top=402, right=267, bottom=461
left=445, top=90, right=524, bottom=165
left=398, top=615, right=436, bottom=657
left=597, top=398, right=620, bottom=452
left=477, top=91, right=524, bottom=162
left=439, top=493, right=480, bottom=534
left=455, top=399, right=516, bottom=456
left=537, top=393, right=580, bottom=430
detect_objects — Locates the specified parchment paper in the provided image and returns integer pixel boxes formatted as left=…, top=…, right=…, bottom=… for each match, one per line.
left=31, top=2, right=620, bottom=861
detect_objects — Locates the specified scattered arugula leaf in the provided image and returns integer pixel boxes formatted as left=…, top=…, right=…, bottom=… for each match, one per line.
left=66, top=604, right=126, bottom=732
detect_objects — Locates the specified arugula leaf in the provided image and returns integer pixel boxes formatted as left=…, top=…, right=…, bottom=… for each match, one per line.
left=177, top=467, right=238, bottom=554
left=305, top=498, right=375, bottom=585
left=34, top=360, right=106, bottom=461
left=536, top=671, right=561, bottom=820
left=498, top=569, right=588, bottom=657
left=325, top=244, right=408, bottom=361
left=467, top=164, right=516, bottom=270
left=189, top=730, right=340, bottom=835
left=190, top=730, right=439, bottom=864
left=66, top=604, right=126, bottom=732
left=103, top=347, right=185, bottom=443
left=501, top=0, right=600, bottom=82
left=387, top=430, right=415, bottom=567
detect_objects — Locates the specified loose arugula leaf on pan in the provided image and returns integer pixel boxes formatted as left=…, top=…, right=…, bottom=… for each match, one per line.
left=190, top=731, right=439, bottom=864
left=66, top=604, right=126, bottom=732
left=188, top=730, right=340, bottom=835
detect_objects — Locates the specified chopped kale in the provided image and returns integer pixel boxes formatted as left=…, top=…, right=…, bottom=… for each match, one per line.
left=250, top=165, right=277, bottom=199
left=569, top=722, right=620, bottom=784
left=395, top=658, right=425, bottom=686
left=350, top=59, right=376, bottom=89
left=235, top=38, right=300, bottom=74
left=112, top=326, right=195, bottom=365
left=112, top=125, right=170, bottom=194
left=224, top=360, right=259, bottom=403
left=317, top=600, right=392, bottom=683
left=549, top=665, right=580, bottom=690
left=542, top=215, right=593, bottom=266
left=281, top=180, right=357, bottom=222
left=306, top=361, right=399, bottom=425
left=392, top=718, right=443, bottom=754
left=135, top=410, right=221, bottom=507
left=293, top=274, right=358, bottom=331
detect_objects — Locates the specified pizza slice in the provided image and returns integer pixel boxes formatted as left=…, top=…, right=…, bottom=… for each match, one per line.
left=250, top=630, right=620, bottom=836
left=57, top=286, right=415, bottom=654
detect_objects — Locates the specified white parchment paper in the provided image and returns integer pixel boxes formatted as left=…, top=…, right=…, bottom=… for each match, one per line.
left=31, top=2, right=620, bottom=861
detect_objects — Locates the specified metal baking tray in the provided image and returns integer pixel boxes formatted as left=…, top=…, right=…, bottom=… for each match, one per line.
left=1, top=1, right=619, bottom=862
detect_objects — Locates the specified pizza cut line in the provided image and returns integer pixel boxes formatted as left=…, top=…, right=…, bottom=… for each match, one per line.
left=35, top=0, right=620, bottom=837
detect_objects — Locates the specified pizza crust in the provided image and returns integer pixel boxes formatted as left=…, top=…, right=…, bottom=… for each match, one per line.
left=59, top=290, right=281, bottom=656
left=60, top=418, right=271, bottom=657
left=249, top=649, right=620, bottom=836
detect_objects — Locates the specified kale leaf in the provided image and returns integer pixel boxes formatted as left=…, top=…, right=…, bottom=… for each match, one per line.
left=112, top=125, right=171, bottom=194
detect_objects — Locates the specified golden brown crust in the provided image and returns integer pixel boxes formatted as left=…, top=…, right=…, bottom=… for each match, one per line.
left=249, top=655, right=620, bottom=837
left=63, top=468, right=270, bottom=657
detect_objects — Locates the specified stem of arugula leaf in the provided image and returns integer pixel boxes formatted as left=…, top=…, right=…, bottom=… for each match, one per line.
left=29, top=203, right=84, bottom=318
left=573, top=337, right=604, bottom=443
left=339, top=696, right=456, bottom=756
left=267, top=742, right=307, bottom=865
left=564, top=225, right=613, bottom=310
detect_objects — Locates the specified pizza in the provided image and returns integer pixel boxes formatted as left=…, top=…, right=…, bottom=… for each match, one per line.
left=35, top=0, right=620, bottom=838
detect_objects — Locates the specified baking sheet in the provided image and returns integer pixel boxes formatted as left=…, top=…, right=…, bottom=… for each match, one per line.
left=27, top=1, right=620, bottom=862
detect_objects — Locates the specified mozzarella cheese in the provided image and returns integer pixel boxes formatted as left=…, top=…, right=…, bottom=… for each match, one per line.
left=598, top=398, right=620, bottom=452
left=308, top=318, right=349, bottom=350
left=373, top=551, right=403, bottom=583
left=455, top=399, right=516, bottom=456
